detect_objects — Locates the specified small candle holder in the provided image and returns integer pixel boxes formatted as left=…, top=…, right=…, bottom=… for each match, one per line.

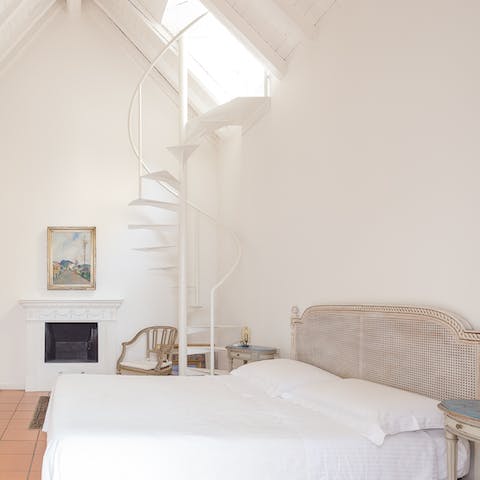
left=240, top=326, right=250, bottom=346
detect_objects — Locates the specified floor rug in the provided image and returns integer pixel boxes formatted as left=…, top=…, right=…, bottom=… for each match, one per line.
left=29, top=396, right=50, bottom=429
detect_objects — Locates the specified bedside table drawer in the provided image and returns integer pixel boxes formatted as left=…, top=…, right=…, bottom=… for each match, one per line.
left=231, top=352, right=250, bottom=361
left=445, top=416, right=480, bottom=442
left=256, top=353, right=276, bottom=360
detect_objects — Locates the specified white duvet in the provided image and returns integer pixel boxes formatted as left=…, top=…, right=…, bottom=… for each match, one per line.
left=43, top=374, right=469, bottom=480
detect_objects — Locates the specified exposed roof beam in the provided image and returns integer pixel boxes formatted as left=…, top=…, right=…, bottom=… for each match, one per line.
left=66, top=0, right=82, bottom=16
left=0, top=0, right=57, bottom=67
left=199, top=0, right=287, bottom=79
left=136, top=0, right=168, bottom=24
left=0, top=1, right=26, bottom=28
left=93, top=0, right=216, bottom=114
left=272, top=0, right=316, bottom=39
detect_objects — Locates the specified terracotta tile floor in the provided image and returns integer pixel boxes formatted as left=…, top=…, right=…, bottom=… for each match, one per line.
left=0, top=390, right=48, bottom=480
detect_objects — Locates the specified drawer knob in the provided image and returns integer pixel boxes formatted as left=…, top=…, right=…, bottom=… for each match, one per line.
left=456, top=423, right=463, bottom=430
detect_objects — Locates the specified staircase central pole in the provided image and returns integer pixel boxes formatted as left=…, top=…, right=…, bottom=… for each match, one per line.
left=177, top=35, right=188, bottom=376
left=137, top=84, right=143, bottom=198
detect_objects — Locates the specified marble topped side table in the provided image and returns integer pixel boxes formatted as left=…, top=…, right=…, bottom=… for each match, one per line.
left=438, top=400, right=480, bottom=480
left=226, top=344, right=278, bottom=371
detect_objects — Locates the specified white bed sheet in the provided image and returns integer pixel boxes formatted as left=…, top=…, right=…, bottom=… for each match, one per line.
left=43, top=374, right=469, bottom=480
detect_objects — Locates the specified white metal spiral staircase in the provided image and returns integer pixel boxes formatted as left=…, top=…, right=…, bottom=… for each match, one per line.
left=126, top=9, right=270, bottom=375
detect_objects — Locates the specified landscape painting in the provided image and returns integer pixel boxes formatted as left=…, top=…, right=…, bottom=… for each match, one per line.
left=47, top=227, right=96, bottom=290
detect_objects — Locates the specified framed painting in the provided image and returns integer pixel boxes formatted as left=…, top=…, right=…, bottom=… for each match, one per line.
left=47, top=227, right=96, bottom=290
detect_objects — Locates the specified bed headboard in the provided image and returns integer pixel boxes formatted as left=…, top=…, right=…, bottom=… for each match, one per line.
left=291, top=305, right=480, bottom=400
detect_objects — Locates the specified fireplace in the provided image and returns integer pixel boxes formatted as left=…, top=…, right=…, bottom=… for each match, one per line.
left=45, top=322, right=98, bottom=363
left=20, top=299, right=122, bottom=391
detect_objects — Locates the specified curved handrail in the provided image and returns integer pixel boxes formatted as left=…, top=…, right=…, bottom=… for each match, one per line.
left=127, top=12, right=208, bottom=173
left=209, top=231, right=242, bottom=374
left=159, top=183, right=243, bottom=375
left=128, top=12, right=243, bottom=375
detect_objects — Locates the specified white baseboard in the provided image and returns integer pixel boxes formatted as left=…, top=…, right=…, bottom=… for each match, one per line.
left=0, top=383, right=26, bottom=390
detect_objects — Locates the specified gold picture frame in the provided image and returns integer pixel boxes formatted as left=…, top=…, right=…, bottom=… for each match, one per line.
left=47, top=227, right=96, bottom=290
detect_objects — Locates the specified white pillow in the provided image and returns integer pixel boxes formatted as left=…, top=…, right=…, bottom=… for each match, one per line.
left=230, top=359, right=339, bottom=397
left=281, top=378, right=443, bottom=445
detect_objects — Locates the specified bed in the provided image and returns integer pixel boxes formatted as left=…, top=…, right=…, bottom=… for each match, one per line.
left=43, top=304, right=480, bottom=480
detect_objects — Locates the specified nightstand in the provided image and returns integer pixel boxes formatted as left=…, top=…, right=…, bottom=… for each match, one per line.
left=226, top=345, right=278, bottom=371
left=438, top=400, right=480, bottom=480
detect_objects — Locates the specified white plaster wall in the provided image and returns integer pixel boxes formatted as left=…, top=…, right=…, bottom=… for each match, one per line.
left=218, top=0, right=480, bottom=356
left=0, top=0, right=219, bottom=388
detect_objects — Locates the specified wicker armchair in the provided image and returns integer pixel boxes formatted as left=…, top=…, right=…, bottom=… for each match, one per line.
left=116, top=326, right=178, bottom=376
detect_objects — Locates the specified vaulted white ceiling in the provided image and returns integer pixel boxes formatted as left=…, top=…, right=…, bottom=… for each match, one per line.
left=273, top=0, right=338, bottom=37
left=0, top=0, right=337, bottom=106
left=201, top=0, right=336, bottom=77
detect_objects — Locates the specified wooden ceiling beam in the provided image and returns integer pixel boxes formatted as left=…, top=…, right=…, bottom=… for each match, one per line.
left=271, top=0, right=317, bottom=39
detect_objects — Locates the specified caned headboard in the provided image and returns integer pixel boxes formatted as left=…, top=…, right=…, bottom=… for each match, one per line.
left=291, top=305, right=480, bottom=400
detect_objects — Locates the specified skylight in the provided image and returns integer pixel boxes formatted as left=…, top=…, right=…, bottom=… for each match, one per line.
left=160, top=0, right=267, bottom=104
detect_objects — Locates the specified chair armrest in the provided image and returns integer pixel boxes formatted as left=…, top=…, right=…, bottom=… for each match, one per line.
left=121, top=330, right=146, bottom=347
left=116, top=343, right=129, bottom=373
left=116, top=330, right=147, bottom=373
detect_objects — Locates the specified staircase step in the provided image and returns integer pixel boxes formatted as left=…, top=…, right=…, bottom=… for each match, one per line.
left=128, top=224, right=178, bottom=230
left=133, top=246, right=176, bottom=252
left=187, top=324, right=238, bottom=334
left=129, top=199, right=178, bottom=211
left=186, top=346, right=226, bottom=355
left=188, top=304, right=204, bottom=311
left=167, top=144, right=200, bottom=162
left=186, top=97, right=271, bottom=141
left=142, top=170, right=180, bottom=190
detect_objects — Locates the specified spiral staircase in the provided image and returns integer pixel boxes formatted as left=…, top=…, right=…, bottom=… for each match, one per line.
left=126, top=9, right=270, bottom=375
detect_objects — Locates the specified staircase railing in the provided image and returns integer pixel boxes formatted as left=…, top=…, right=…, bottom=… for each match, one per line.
left=127, top=12, right=242, bottom=375
left=159, top=182, right=242, bottom=375
left=127, top=13, right=207, bottom=179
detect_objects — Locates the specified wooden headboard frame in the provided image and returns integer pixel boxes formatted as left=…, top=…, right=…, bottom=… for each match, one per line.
left=290, top=305, right=480, bottom=400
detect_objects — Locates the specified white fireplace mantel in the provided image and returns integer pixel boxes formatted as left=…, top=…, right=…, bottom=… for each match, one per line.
left=19, top=299, right=123, bottom=391
left=19, top=299, right=123, bottom=322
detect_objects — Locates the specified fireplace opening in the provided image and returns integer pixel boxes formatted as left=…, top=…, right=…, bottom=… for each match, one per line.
left=45, top=323, right=98, bottom=363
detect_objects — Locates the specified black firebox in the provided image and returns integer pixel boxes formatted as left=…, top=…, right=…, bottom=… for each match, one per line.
left=45, top=322, right=98, bottom=363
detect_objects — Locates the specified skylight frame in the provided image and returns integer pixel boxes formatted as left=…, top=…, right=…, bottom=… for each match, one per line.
left=137, top=0, right=269, bottom=104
